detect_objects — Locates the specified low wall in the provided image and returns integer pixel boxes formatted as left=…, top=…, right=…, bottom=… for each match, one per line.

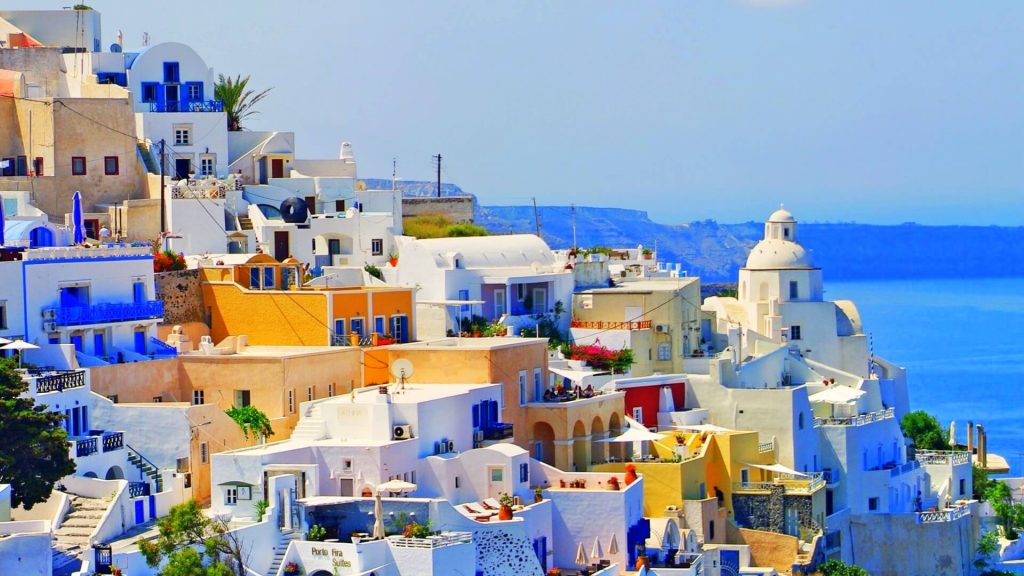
left=848, top=510, right=977, bottom=576
left=0, top=530, right=52, bottom=576
left=89, top=357, right=183, bottom=402
left=402, top=196, right=475, bottom=223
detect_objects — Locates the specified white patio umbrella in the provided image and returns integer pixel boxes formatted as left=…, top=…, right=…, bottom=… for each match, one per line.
left=1, top=340, right=39, bottom=368
left=575, top=541, right=589, bottom=566
left=949, top=421, right=957, bottom=448
left=0, top=337, right=13, bottom=345
left=748, top=462, right=809, bottom=478
left=808, top=386, right=865, bottom=404
left=608, top=533, right=619, bottom=555
left=597, top=416, right=665, bottom=443
left=371, top=490, right=385, bottom=540
left=376, top=479, right=417, bottom=495
left=591, top=534, right=604, bottom=560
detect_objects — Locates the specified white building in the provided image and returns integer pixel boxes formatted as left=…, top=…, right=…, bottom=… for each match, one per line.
left=126, top=42, right=228, bottom=179
left=388, top=234, right=574, bottom=338
left=0, top=483, right=52, bottom=576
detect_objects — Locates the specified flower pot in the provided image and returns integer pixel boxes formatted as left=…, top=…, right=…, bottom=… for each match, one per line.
left=498, top=505, right=513, bottom=521
left=389, top=257, right=398, bottom=266
left=534, top=493, right=543, bottom=503
left=635, top=555, right=648, bottom=570
left=625, top=465, right=638, bottom=486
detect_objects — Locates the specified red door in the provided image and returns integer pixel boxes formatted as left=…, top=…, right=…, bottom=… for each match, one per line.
left=271, top=158, right=285, bottom=179
left=274, top=231, right=289, bottom=262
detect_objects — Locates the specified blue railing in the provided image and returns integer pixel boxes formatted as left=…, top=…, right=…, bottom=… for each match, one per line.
left=150, top=337, right=178, bottom=357
left=50, top=300, right=164, bottom=326
left=148, top=100, right=224, bottom=113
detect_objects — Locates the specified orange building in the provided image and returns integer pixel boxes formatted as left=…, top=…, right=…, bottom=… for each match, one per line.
left=199, top=254, right=416, bottom=346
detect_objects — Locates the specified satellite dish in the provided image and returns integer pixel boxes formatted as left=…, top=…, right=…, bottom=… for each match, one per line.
left=390, top=358, right=414, bottom=382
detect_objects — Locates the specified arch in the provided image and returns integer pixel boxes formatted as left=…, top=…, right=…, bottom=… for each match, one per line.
left=29, top=226, right=54, bottom=247
left=315, top=233, right=354, bottom=257
left=608, top=412, right=624, bottom=462
left=104, top=466, right=124, bottom=480
left=83, top=471, right=98, bottom=478
left=532, top=422, right=556, bottom=467
left=572, top=420, right=589, bottom=472
left=590, top=415, right=606, bottom=464
left=309, top=571, right=333, bottom=576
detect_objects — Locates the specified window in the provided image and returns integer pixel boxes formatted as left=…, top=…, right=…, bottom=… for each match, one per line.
left=455, top=476, right=461, bottom=489
left=15, top=156, right=26, bottom=176
left=533, top=369, right=542, bottom=403
left=632, top=406, right=643, bottom=422
left=790, top=325, right=802, bottom=340
left=371, top=238, right=383, bottom=256
left=71, top=156, right=86, bottom=175
left=959, top=478, right=966, bottom=496
left=335, top=200, right=346, bottom=212
left=163, top=62, right=180, bottom=83
left=141, top=82, right=158, bottom=103
left=490, top=468, right=503, bottom=482
left=288, top=390, right=295, bottom=414
left=200, top=442, right=208, bottom=464
left=263, top=267, right=275, bottom=289
left=307, top=386, right=313, bottom=402
left=225, top=487, right=237, bottom=505
left=104, top=156, right=119, bottom=175
left=233, top=389, right=251, bottom=408
left=657, top=342, right=671, bottom=361
left=708, top=520, right=715, bottom=541
left=0, top=301, right=6, bottom=329
left=798, top=412, right=805, bottom=430
left=192, top=390, right=204, bottom=405
left=186, top=82, right=203, bottom=100
left=328, top=382, right=335, bottom=397
left=199, top=155, right=215, bottom=176
left=33, top=157, right=43, bottom=176
left=789, top=280, right=799, bottom=299
left=520, top=462, right=529, bottom=483
left=868, top=497, right=879, bottom=511
left=519, top=370, right=528, bottom=406
left=174, top=125, right=192, bottom=146
left=0, top=157, right=11, bottom=176
left=342, top=458, right=353, bottom=472
left=249, top=268, right=260, bottom=289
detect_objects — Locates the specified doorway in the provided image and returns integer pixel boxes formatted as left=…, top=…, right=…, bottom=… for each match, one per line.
left=274, top=231, right=289, bottom=261
left=271, top=158, right=285, bottom=179
left=174, top=158, right=191, bottom=179
left=486, top=466, right=505, bottom=499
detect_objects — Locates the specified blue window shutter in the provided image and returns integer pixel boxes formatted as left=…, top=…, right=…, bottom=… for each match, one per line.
left=472, top=404, right=480, bottom=428
left=489, top=400, right=499, bottom=425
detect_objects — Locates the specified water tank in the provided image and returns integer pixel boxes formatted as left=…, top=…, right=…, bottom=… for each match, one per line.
left=279, top=197, right=309, bottom=224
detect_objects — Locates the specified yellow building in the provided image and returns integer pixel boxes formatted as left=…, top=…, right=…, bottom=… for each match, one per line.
left=526, top=392, right=627, bottom=473
left=571, top=278, right=703, bottom=377
left=200, top=254, right=416, bottom=346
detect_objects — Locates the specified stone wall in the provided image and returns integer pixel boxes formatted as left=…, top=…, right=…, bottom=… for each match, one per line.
left=155, top=269, right=205, bottom=325
left=847, top=509, right=978, bottom=576
left=732, top=486, right=819, bottom=535
left=402, top=196, right=476, bottom=223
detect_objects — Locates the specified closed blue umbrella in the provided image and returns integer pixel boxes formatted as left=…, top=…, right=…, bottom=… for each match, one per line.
left=0, top=194, right=5, bottom=246
left=72, top=191, right=84, bottom=244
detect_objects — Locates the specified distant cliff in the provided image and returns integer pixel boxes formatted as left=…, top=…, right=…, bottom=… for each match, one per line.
left=363, top=179, right=1024, bottom=282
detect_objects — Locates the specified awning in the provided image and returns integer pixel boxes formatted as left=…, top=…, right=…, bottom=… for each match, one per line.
left=809, top=386, right=865, bottom=404
left=549, top=366, right=606, bottom=383
left=598, top=416, right=665, bottom=443
left=671, top=423, right=732, bottom=433
left=747, top=463, right=808, bottom=478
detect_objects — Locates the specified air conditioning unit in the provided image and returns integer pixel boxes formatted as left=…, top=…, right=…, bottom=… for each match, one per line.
left=446, top=440, right=456, bottom=453
left=473, top=430, right=484, bottom=443
left=43, top=321, right=57, bottom=332
left=41, top=309, right=56, bottom=320
left=392, top=425, right=412, bottom=440
left=655, top=324, right=671, bottom=334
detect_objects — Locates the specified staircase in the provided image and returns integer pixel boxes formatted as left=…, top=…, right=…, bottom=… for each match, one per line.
left=266, top=530, right=301, bottom=576
left=238, top=215, right=253, bottom=230
left=290, top=405, right=326, bottom=441
left=136, top=142, right=160, bottom=174
left=52, top=493, right=112, bottom=575
left=127, top=446, right=164, bottom=493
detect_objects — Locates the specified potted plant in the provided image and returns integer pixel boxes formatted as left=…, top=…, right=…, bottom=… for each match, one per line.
left=533, top=486, right=544, bottom=503
left=498, top=492, right=514, bottom=520
left=675, top=432, right=686, bottom=445
left=306, top=524, right=327, bottom=542
left=388, top=249, right=399, bottom=267
left=546, top=568, right=563, bottom=576
left=625, top=463, right=638, bottom=485
left=635, top=546, right=649, bottom=570
left=608, top=476, right=620, bottom=491
left=283, top=561, right=302, bottom=576
left=642, top=247, right=653, bottom=260
left=254, top=499, right=269, bottom=521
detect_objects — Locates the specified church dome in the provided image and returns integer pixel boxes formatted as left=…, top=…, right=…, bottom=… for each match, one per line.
left=768, top=207, right=795, bottom=223
left=745, top=239, right=813, bottom=269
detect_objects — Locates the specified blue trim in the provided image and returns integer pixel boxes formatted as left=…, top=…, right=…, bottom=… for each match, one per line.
left=21, top=262, right=28, bottom=337
left=22, top=255, right=152, bottom=266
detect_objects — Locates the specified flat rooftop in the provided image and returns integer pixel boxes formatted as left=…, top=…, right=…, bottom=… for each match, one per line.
left=388, top=336, right=547, bottom=351
left=577, top=277, right=699, bottom=294
left=337, top=382, right=498, bottom=405
left=180, top=345, right=356, bottom=359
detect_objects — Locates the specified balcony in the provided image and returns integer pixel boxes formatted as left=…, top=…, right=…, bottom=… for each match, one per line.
left=73, top=431, right=124, bottom=458
left=571, top=319, right=652, bottom=330
left=48, top=300, right=164, bottom=327
left=148, top=100, right=224, bottom=113
left=31, top=370, right=86, bottom=394
left=916, top=502, right=970, bottom=524
left=387, top=531, right=473, bottom=549
left=814, top=407, right=894, bottom=428
left=915, top=450, right=970, bottom=466
left=733, top=472, right=825, bottom=495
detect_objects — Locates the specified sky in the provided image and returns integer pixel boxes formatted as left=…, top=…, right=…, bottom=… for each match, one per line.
left=10, top=1, right=1024, bottom=225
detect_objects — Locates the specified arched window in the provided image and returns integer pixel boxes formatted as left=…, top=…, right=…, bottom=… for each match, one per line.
left=798, top=412, right=805, bottom=430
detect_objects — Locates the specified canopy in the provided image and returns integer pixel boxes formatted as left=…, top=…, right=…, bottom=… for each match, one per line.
left=598, top=415, right=665, bottom=443
left=0, top=337, right=12, bottom=346
left=549, top=366, right=602, bottom=383
left=376, top=479, right=416, bottom=494
left=1, top=340, right=38, bottom=351
left=748, top=462, right=808, bottom=478
left=809, top=386, right=865, bottom=404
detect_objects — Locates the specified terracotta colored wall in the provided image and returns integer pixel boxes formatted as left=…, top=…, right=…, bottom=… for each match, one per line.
left=202, top=283, right=329, bottom=346
left=88, top=358, right=185, bottom=403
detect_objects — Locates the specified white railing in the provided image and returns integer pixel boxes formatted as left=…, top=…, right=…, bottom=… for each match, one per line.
left=814, top=407, right=894, bottom=428
left=22, top=245, right=151, bottom=261
left=387, top=531, right=473, bottom=549
left=170, top=181, right=228, bottom=199
left=733, top=472, right=824, bottom=495
left=916, top=450, right=970, bottom=466
left=758, top=439, right=775, bottom=454
left=916, top=504, right=970, bottom=524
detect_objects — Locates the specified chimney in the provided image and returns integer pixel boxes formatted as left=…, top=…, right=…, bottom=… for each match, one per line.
left=967, top=420, right=974, bottom=455
left=977, top=424, right=987, bottom=468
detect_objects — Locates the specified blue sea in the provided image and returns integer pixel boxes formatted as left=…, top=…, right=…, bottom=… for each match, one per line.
left=827, top=277, right=1024, bottom=477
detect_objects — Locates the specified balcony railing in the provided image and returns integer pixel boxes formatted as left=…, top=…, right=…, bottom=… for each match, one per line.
left=734, top=472, right=824, bottom=495
left=916, top=450, right=970, bottom=466
left=35, top=370, right=86, bottom=393
left=758, top=439, right=775, bottom=454
left=916, top=503, right=970, bottom=524
left=148, top=100, right=224, bottom=113
left=483, top=423, right=513, bottom=440
left=48, top=300, right=164, bottom=326
left=76, top=437, right=98, bottom=458
left=387, top=531, right=473, bottom=549
left=889, top=460, right=920, bottom=477
left=814, top=407, right=894, bottom=428
left=128, top=482, right=150, bottom=498
left=102, top=432, right=124, bottom=452
left=570, top=319, right=652, bottom=330
left=822, top=468, right=840, bottom=484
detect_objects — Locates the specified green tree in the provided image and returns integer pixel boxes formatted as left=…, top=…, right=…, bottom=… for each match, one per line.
left=975, top=464, right=997, bottom=501
left=138, top=500, right=247, bottom=576
left=817, top=558, right=870, bottom=576
left=0, top=357, right=76, bottom=508
left=225, top=405, right=274, bottom=443
left=214, top=74, right=272, bottom=132
left=900, top=410, right=948, bottom=451
left=986, top=481, right=1023, bottom=540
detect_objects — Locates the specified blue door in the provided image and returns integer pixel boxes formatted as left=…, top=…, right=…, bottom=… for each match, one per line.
left=70, top=334, right=83, bottom=352
left=374, top=316, right=385, bottom=336
left=390, top=315, right=408, bottom=343
left=29, top=227, right=53, bottom=247
left=721, top=549, right=740, bottom=574
left=134, top=330, right=146, bottom=355
left=133, top=282, right=145, bottom=303
left=333, top=320, right=345, bottom=345
left=134, top=499, right=144, bottom=524
left=350, top=318, right=364, bottom=338
left=93, top=333, right=105, bottom=357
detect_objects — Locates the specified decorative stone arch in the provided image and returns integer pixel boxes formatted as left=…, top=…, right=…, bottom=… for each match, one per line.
left=571, top=420, right=589, bottom=472
left=105, top=466, right=125, bottom=480
left=531, top=422, right=556, bottom=467
left=590, top=415, right=606, bottom=464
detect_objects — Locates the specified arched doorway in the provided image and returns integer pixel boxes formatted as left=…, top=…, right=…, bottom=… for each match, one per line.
left=105, top=466, right=124, bottom=480
left=83, top=471, right=98, bottom=478
left=608, top=413, right=624, bottom=462
left=29, top=226, right=54, bottom=247
left=591, top=416, right=606, bottom=464
left=571, top=420, right=589, bottom=472
left=532, top=422, right=556, bottom=467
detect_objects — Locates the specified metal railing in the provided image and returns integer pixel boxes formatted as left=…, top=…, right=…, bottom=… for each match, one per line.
left=570, top=319, right=653, bottom=330
left=915, top=450, right=970, bottom=466
left=35, top=370, right=86, bottom=393
left=814, top=407, right=894, bottom=428
left=150, top=337, right=178, bottom=357
left=128, top=482, right=150, bottom=498
left=76, top=437, right=98, bottom=458
left=889, top=460, right=920, bottom=477
left=758, top=439, right=775, bottom=454
left=148, top=100, right=224, bottom=113
left=102, top=432, right=124, bottom=452
left=733, top=472, right=824, bottom=494
left=49, top=300, right=164, bottom=326
left=171, top=184, right=227, bottom=199
left=483, top=423, right=514, bottom=440
left=916, top=504, right=970, bottom=524
left=387, top=531, right=473, bottom=549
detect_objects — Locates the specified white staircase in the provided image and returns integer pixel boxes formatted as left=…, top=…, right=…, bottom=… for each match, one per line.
left=290, top=405, right=326, bottom=441
left=266, top=530, right=301, bottom=576
left=52, top=493, right=112, bottom=575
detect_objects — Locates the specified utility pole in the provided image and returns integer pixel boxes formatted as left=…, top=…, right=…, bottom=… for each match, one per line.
left=159, top=138, right=166, bottom=235
left=532, top=197, right=542, bottom=239
left=433, top=153, right=442, bottom=197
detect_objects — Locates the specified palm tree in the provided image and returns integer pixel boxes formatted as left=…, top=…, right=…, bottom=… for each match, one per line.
left=214, top=74, right=272, bottom=131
